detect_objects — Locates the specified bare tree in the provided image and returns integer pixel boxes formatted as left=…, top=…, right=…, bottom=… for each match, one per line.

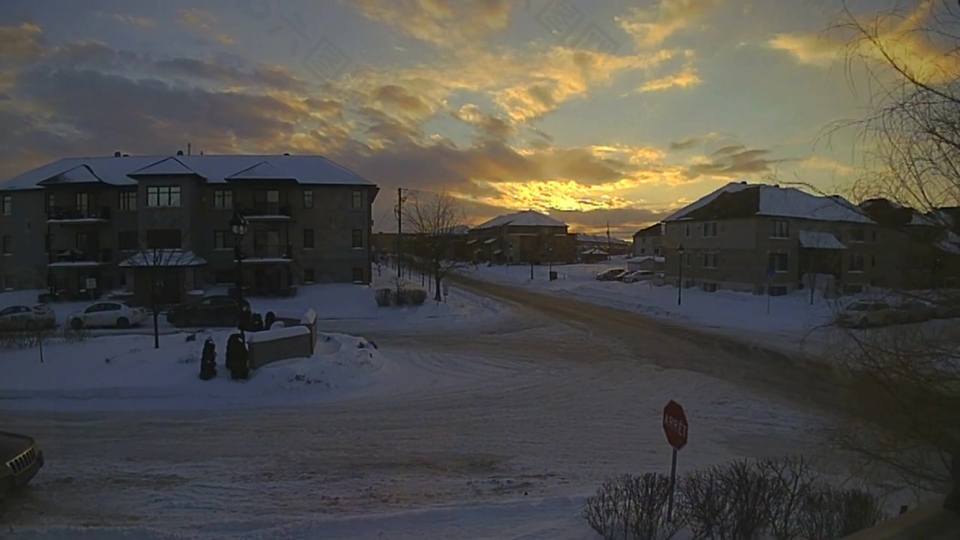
left=119, top=229, right=202, bottom=349
left=403, top=191, right=469, bottom=302
left=822, top=0, right=960, bottom=492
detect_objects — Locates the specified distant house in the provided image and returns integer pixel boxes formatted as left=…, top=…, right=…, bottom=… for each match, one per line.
left=468, top=210, right=577, bottom=264
left=580, top=247, right=609, bottom=264
left=632, top=223, right=663, bottom=258
left=661, top=182, right=877, bottom=295
left=575, top=233, right=631, bottom=256
left=626, top=255, right=664, bottom=273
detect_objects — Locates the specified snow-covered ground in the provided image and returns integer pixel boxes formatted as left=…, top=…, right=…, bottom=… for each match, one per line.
left=460, top=261, right=858, bottom=357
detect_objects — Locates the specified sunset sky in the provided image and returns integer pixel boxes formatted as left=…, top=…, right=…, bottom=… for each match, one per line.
left=0, top=0, right=947, bottom=237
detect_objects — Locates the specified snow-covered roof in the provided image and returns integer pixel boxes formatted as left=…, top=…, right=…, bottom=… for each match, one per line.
left=575, top=233, right=628, bottom=244
left=472, top=210, right=567, bottom=230
left=664, top=182, right=872, bottom=224
left=1, top=154, right=376, bottom=190
left=936, top=240, right=960, bottom=255
left=119, top=250, right=207, bottom=267
left=581, top=248, right=608, bottom=255
left=798, top=230, right=847, bottom=250
left=627, top=255, right=665, bottom=263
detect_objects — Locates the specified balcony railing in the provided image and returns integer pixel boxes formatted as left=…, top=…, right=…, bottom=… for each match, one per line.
left=247, top=245, right=294, bottom=260
left=240, top=202, right=292, bottom=218
left=48, top=248, right=113, bottom=266
left=47, top=206, right=111, bottom=222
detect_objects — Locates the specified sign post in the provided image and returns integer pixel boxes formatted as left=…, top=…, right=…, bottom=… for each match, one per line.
left=662, top=400, right=689, bottom=522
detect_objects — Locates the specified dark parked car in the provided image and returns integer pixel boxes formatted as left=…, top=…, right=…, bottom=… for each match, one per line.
left=165, top=295, right=251, bottom=328
left=1, top=431, right=44, bottom=494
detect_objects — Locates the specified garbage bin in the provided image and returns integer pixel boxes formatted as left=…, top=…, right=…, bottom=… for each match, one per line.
left=549, top=271, right=558, bottom=281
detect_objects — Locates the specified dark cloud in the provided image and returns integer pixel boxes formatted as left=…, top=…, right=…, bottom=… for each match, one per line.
left=370, top=84, right=432, bottom=116
left=0, top=23, right=43, bottom=61
left=556, top=206, right=669, bottom=237
left=669, top=136, right=701, bottom=151
left=683, top=145, right=785, bottom=179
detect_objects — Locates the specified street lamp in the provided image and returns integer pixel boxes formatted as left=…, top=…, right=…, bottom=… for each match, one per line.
left=230, top=210, right=249, bottom=332
left=677, top=244, right=685, bottom=306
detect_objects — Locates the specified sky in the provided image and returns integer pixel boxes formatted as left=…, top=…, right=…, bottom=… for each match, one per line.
left=0, top=0, right=951, bottom=237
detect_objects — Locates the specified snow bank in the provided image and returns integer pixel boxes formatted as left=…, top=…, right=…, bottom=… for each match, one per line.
left=0, top=330, right=390, bottom=411
left=245, top=324, right=309, bottom=343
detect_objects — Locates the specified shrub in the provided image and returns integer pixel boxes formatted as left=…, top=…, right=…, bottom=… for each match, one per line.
left=681, top=460, right=774, bottom=540
left=375, top=288, right=392, bottom=307
left=799, top=485, right=885, bottom=539
left=406, top=288, right=427, bottom=306
left=582, top=473, right=683, bottom=540
left=0, top=326, right=85, bottom=349
left=391, top=288, right=407, bottom=306
left=758, top=455, right=821, bottom=540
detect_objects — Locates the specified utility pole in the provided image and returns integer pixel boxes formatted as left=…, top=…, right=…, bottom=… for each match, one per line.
left=606, top=221, right=612, bottom=259
left=396, top=187, right=406, bottom=286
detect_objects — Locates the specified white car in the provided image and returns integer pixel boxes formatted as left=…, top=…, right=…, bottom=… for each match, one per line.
left=0, top=304, right=56, bottom=332
left=67, top=302, right=147, bottom=329
left=621, top=270, right=654, bottom=283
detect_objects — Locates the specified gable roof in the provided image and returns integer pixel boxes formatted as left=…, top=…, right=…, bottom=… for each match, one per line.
left=1, top=154, right=376, bottom=191
left=37, top=164, right=105, bottom=186
left=575, top=233, right=629, bottom=244
left=226, top=161, right=295, bottom=181
left=472, top=210, right=567, bottom=230
left=633, top=223, right=662, bottom=237
left=664, top=182, right=872, bottom=224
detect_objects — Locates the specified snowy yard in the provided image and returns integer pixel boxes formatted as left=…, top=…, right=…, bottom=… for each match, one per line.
left=460, top=261, right=874, bottom=357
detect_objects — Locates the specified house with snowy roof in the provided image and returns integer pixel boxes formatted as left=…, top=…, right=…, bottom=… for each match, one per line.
left=660, top=181, right=880, bottom=295
left=0, top=151, right=379, bottom=304
left=467, top=210, right=577, bottom=264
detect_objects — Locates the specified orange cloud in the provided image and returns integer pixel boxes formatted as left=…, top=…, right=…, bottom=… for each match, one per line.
left=617, top=0, right=723, bottom=49
left=638, top=63, right=701, bottom=92
left=178, top=9, right=234, bottom=46
left=0, top=23, right=43, bottom=60
left=351, top=0, right=511, bottom=48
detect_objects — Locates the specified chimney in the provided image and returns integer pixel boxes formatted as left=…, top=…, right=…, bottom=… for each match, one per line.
left=283, top=152, right=290, bottom=156
left=176, top=150, right=184, bottom=156
left=187, top=143, right=192, bottom=156
left=114, top=151, right=121, bottom=157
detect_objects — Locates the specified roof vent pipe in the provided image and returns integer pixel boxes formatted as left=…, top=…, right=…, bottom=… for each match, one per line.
left=114, top=151, right=122, bottom=157
left=176, top=150, right=184, bottom=156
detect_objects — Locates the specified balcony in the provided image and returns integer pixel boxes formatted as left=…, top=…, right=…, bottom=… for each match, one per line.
left=48, top=248, right=113, bottom=268
left=237, top=245, right=294, bottom=263
left=240, top=202, right=292, bottom=220
left=47, top=206, right=111, bottom=224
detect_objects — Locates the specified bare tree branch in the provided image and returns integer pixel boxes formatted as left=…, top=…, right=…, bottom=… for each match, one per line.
left=402, top=191, right=469, bottom=302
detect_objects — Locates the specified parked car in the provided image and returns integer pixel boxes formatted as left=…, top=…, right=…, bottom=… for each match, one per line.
left=67, top=301, right=147, bottom=329
left=596, top=268, right=627, bottom=281
left=835, top=300, right=896, bottom=328
left=891, top=300, right=934, bottom=324
left=0, top=304, right=55, bottom=332
left=930, top=297, right=960, bottom=319
left=0, top=431, right=44, bottom=494
left=621, top=270, right=654, bottom=283
left=165, top=295, right=251, bottom=328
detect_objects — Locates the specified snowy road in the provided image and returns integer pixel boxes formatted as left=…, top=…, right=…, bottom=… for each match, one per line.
left=1, top=292, right=841, bottom=538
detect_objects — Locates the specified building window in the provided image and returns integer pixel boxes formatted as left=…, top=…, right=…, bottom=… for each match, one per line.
left=214, top=189, right=233, bottom=209
left=303, top=268, right=315, bottom=283
left=850, top=228, right=866, bottom=242
left=1, top=235, right=10, bottom=255
left=639, top=248, right=646, bottom=255
left=351, top=229, right=363, bottom=248
left=702, top=221, right=718, bottom=237
left=352, top=267, right=363, bottom=283
left=771, top=220, right=789, bottom=238
left=118, top=190, right=137, bottom=211
left=214, top=230, right=235, bottom=250
left=118, top=231, right=138, bottom=251
left=352, top=190, right=363, bottom=209
left=46, top=194, right=55, bottom=212
left=75, top=193, right=89, bottom=215
left=702, top=282, right=718, bottom=293
left=75, top=232, right=89, bottom=250
left=703, top=251, right=718, bottom=268
left=684, top=224, right=691, bottom=238
left=303, top=190, right=314, bottom=209
left=303, top=229, right=314, bottom=249
left=768, top=253, right=789, bottom=273
left=147, top=186, right=181, bottom=207
left=849, top=253, right=865, bottom=272
left=145, top=229, right=181, bottom=249
left=0, top=195, right=10, bottom=216
left=683, top=253, right=691, bottom=267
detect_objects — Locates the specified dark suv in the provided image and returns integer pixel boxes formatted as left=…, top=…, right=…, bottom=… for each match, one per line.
left=165, top=295, right=251, bottom=328
left=1, top=431, right=44, bottom=494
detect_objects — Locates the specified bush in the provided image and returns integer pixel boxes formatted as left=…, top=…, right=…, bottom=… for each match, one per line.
left=582, top=473, right=683, bottom=540
left=375, top=288, right=392, bottom=307
left=391, top=289, right=407, bottom=306
left=406, top=288, right=427, bottom=306
left=759, top=455, right=821, bottom=540
left=799, top=485, right=886, bottom=539
left=0, top=326, right=85, bottom=349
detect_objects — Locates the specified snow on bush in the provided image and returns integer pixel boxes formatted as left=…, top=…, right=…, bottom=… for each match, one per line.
left=582, top=455, right=886, bottom=540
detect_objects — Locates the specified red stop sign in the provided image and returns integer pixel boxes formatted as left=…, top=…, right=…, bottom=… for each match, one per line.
left=662, top=400, right=688, bottom=450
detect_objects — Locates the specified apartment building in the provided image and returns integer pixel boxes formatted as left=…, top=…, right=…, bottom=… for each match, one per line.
left=0, top=153, right=379, bottom=305
left=632, top=223, right=663, bottom=258
left=660, top=182, right=879, bottom=295
left=467, top=210, right=577, bottom=264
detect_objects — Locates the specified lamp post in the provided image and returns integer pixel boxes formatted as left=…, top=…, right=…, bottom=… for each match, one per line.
left=230, top=210, right=249, bottom=333
left=677, top=244, right=685, bottom=306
